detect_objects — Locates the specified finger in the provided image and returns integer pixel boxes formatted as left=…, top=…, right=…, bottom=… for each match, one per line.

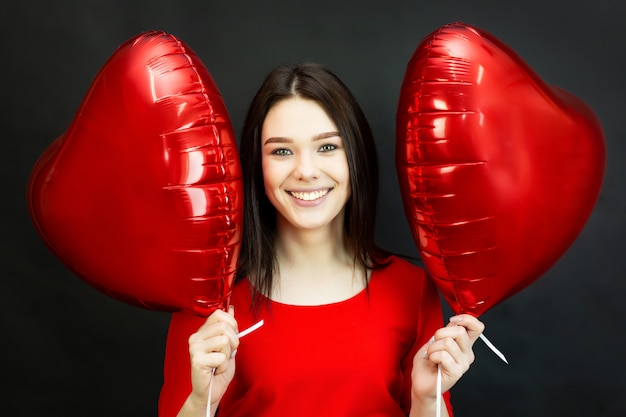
left=428, top=334, right=466, bottom=366
left=431, top=325, right=479, bottom=372
left=433, top=325, right=472, bottom=354
left=190, top=320, right=240, bottom=350
left=428, top=348, right=467, bottom=384
left=192, top=333, right=236, bottom=357
left=201, top=308, right=239, bottom=333
left=191, top=350, right=231, bottom=376
left=191, top=347, right=228, bottom=369
left=448, top=314, right=485, bottom=341
left=427, top=333, right=476, bottom=382
left=193, top=308, right=240, bottom=340
left=188, top=313, right=240, bottom=375
left=190, top=334, right=237, bottom=375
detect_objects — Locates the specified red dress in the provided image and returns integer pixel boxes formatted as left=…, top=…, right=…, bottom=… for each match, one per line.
left=159, top=255, right=453, bottom=416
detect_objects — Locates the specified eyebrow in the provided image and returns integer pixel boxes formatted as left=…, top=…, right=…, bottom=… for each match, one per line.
left=263, top=131, right=341, bottom=145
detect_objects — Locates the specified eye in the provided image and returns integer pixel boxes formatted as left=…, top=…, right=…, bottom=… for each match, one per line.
left=319, top=143, right=337, bottom=152
left=271, top=148, right=292, bottom=156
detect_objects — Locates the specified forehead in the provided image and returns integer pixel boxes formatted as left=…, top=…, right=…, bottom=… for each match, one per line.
left=262, top=97, right=337, bottom=139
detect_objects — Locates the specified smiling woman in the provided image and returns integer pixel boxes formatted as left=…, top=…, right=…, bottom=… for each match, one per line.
left=261, top=97, right=351, bottom=232
left=158, top=62, right=484, bottom=417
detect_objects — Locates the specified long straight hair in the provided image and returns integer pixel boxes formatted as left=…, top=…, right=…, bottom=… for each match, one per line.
left=236, top=62, right=389, bottom=305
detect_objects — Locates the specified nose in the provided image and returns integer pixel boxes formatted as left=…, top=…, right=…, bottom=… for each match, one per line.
left=293, top=152, right=319, bottom=180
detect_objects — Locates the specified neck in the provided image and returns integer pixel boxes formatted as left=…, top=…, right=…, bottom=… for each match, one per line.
left=271, top=215, right=367, bottom=305
left=275, top=217, right=350, bottom=268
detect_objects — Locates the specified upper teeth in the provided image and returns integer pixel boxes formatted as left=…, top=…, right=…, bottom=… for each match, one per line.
left=290, top=189, right=329, bottom=201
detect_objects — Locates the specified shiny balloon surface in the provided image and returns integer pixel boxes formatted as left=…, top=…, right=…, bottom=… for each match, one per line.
left=27, top=31, right=243, bottom=317
left=396, top=22, right=605, bottom=317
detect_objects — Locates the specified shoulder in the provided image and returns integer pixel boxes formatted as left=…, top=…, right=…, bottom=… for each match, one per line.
left=368, top=255, right=428, bottom=294
left=375, top=254, right=427, bottom=282
left=229, top=278, right=261, bottom=330
left=230, top=277, right=253, bottom=309
left=369, top=255, right=441, bottom=308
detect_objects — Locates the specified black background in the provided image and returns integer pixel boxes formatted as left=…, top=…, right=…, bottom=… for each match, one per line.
left=3, top=1, right=625, bottom=416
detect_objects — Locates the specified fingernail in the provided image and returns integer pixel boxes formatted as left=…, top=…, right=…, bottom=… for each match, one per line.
left=429, top=336, right=435, bottom=344
left=450, top=315, right=462, bottom=323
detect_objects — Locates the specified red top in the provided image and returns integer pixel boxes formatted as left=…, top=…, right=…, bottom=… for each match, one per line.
left=159, top=255, right=453, bottom=416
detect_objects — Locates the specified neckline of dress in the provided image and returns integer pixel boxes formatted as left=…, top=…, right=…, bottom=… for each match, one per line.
left=252, top=267, right=377, bottom=309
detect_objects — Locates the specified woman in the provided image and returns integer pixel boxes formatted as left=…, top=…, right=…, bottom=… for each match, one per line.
left=159, top=62, right=484, bottom=417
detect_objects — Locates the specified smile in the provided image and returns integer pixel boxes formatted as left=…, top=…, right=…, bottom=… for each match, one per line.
left=288, top=189, right=330, bottom=201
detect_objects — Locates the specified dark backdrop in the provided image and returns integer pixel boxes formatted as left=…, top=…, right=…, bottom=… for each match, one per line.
left=3, top=1, right=624, bottom=416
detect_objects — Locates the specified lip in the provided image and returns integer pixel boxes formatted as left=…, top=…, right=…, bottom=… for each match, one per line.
left=287, top=188, right=332, bottom=204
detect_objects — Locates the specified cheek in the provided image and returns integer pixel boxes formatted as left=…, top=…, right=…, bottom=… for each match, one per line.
left=335, top=159, right=351, bottom=188
left=341, top=163, right=352, bottom=201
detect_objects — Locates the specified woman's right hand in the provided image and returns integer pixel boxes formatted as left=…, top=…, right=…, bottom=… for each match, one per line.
left=180, top=305, right=240, bottom=417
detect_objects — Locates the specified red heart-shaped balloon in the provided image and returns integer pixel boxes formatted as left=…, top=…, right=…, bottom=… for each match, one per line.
left=27, top=31, right=243, bottom=317
left=396, top=22, right=605, bottom=317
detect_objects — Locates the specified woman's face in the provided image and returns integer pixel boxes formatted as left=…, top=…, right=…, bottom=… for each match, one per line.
left=261, top=96, right=351, bottom=232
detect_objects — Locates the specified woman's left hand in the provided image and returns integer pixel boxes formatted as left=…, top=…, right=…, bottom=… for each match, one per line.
left=411, top=314, right=485, bottom=409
